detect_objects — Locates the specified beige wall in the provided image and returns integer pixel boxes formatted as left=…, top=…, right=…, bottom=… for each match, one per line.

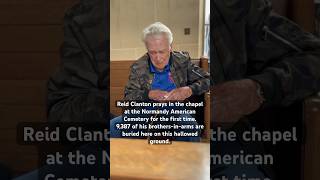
left=111, top=0, right=202, bottom=60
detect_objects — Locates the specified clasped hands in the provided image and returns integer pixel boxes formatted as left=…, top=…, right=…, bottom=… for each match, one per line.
left=212, top=79, right=265, bottom=123
left=148, top=86, right=192, bottom=101
left=148, top=79, right=264, bottom=123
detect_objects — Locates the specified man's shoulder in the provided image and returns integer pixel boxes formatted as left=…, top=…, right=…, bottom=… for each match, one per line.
left=171, top=51, right=191, bottom=67
left=172, top=51, right=190, bottom=60
left=130, top=54, right=149, bottom=71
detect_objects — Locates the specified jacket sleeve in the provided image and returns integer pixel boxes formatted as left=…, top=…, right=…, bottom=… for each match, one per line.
left=124, top=65, right=149, bottom=101
left=47, top=1, right=108, bottom=123
left=187, top=59, right=211, bottom=96
left=246, top=1, right=320, bottom=106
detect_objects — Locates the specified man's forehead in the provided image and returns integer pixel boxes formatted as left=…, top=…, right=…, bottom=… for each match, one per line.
left=146, top=34, right=169, bottom=43
left=146, top=39, right=171, bottom=51
left=147, top=44, right=170, bottom=51
left=147, top=47, right=168, bottom=52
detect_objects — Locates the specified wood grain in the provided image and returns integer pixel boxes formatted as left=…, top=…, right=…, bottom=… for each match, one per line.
left=1, top=153, right=38, bottom=175
left=0, top=1, right=77, bottom=25
left=303, top=97, right=320, bottom=180
left=110, top=138, right=210, bottom=180
left=0, top=0, right=76, bottom=176
left=291, top=0, right=315, bottom=32
left=0, top=80, right=46, bottom=105
left=0, top=105, right=46, bottom=129
left=0, top=53, right=59, bottom=80
left=0, top=25, right=62, bottom=52
left=110, top=87, right=125, bottom=116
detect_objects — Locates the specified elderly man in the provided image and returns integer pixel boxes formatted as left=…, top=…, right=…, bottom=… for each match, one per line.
left=110, top=22, right=210, bottom=141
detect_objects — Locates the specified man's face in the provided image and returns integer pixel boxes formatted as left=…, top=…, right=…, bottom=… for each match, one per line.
left=145, top=34, right=172, bottom=71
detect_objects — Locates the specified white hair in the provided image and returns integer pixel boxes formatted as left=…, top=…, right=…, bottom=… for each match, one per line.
left=142, top=22, right=173, bottom=44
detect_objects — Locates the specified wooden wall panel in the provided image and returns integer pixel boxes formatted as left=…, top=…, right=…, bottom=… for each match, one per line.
left=0, top=53, right=59, bottom=80
left=0, top=130, right=39, bottom=173
left=0, top=0, right=76, bottom=4
left=0, top=1, right=77, bottom=25
left=1, top=153, right=38, bottom=175
left=0, top=105, right=46, bottom=129
left=303, top=97, right=320, bottom=180
left=0, top=0, right=79, bottom=175
left=0, top=145, right=37, bottom=155
left=291, top=0, right=315, bottom=32
left=110, top=87, right=125, bottom=116
left=110, top=61, right=132, bottom=87
left=0, top=26, right=63, bottom=52
left=0, top=80, right=46, bottom=106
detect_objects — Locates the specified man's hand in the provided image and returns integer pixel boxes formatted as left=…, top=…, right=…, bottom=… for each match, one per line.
left=148, top=90, right=169, bottom=101
left=166, top=86, right=193, bottom=101
left=212, top=79, right=264, bottom=123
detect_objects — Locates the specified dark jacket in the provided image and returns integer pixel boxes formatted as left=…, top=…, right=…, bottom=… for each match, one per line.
left=212, top=0, right=320, bottom=106
left=213, top=0, right=320, bottom=179
left=124, top=52, right=210, bottom=101
left=47, top=0, right=109, bottom=123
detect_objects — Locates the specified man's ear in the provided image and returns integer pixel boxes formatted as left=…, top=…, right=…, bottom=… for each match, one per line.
left=169, top=44, right=173, bottom=52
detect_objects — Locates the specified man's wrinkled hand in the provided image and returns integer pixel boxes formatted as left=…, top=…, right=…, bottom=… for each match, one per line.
left=148, top=90, right=169, bottom=101
left=212, top=79, right=264, bottom=124
left=166, top=86, right=193, bottom=101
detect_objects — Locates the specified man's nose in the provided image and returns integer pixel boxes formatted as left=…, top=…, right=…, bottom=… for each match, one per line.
left=155, top=53, right=161, bottom=61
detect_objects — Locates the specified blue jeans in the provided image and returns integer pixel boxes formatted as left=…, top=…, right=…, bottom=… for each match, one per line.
left=110, top=114, right=201, bottom=142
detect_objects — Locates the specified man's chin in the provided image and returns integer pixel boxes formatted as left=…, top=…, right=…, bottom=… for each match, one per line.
left=155, top=66, right=165, bottom=71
